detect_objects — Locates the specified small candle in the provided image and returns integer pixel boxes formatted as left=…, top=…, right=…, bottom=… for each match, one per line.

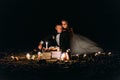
left=37, top=52, right=42, bottom=60
left=98, top=51, right=101, bottom=54
left=57, top=47, right=60, bottom=51
left=31, top=55, right=35, bottom=60
left=83, top=54, right=87, bottom=58
left=15, top=57, right=19, bottom=61
left=95, top=53, right=98, bottom=56
left=11, top=56, right=15, bottom=60
left=108, top=52, right=112, bottom=56
left=45, top=41, right=48, bottom=49
left=26, top=53, right=31, bottom=60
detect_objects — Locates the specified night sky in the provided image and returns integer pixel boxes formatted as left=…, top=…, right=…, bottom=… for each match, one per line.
left=0, top=0, right=120, bottom=52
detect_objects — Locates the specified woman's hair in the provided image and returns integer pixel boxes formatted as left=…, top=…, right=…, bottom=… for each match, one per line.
left=61, top=19, right=71, bottom=31
left=61, top=19, right=68, bottom=24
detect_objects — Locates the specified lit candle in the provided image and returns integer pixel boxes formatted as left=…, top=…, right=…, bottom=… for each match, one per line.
left=15, top=57, right=19, bottom=61
left=37, top=52, right=42, bottom=60
left=95, top=53, right=98, bottom=56
left=108, top=52, right=112, bottom=56
left=45, top=41, right=48, bottom=49
left=83, top=54, right=87, bottom=58
left=26, top=53, right=31, bottom=60
left=40, top=40, right=44, bottom=44
left=31, top=55, right=35, bottom=60
left=65, top=52, right=69, bottom=61
left=98, top=51, right=101, bottom=55
left=11, top=56, right=15, bottom=60
left=60, top=53, right=66, bottom=61
left=57, top=47, right=60, bottom=51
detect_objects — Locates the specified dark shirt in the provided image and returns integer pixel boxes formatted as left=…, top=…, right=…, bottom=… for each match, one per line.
left=42, top=31, right=70, bottom=52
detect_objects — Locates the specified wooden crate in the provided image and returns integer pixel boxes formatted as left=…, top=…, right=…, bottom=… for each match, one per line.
left=42, top=52, right=52, bottom=59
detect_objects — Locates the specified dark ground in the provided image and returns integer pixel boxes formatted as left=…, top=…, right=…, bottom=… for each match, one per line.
left=0, top=51, right=120, bottom=80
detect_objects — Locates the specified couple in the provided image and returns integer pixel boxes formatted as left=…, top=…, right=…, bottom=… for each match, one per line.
left=40, top=19, right=103, bottom=55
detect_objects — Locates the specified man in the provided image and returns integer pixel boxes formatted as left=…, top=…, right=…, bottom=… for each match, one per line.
left=53, top=24, right=70, bottom=52
left=51, top=24, right=70, bottom=61
left=39, top=24, right=70, bottom=60
left=42, top=24, right=70, bottom=52
left=33, top=42, right=44, bottom=54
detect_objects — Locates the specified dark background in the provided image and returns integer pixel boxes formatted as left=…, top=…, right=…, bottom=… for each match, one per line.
left=0, top=0, right=120, bottom=52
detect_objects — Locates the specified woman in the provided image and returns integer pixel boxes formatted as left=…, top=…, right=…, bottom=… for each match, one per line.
left=61, top=19, right=103, bottom=55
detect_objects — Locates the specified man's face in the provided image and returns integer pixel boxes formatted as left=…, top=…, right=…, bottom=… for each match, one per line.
left=38, top=44, right=42, bottom=50
left=55, top=25, right=62, bottom=33
left=61, top=21, right=68, bottom=29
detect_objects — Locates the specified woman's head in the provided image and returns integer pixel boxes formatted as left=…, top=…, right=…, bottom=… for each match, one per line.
left=61, top=20, right=69, bottom=29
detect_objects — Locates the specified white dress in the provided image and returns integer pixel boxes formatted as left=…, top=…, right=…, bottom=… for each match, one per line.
left=70, top=33, right=103, bottom=55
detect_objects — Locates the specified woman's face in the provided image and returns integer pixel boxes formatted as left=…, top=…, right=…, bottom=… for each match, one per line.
left=61, top=21, right=68, bottom=29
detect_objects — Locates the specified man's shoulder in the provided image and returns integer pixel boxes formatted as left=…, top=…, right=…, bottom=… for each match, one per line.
left=61, top=31, right=69, bottom=35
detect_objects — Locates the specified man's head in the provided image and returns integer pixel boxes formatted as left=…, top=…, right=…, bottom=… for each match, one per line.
left=38, top=43, right=43, bottom=50
left=55, top=24, right=62, bottom=33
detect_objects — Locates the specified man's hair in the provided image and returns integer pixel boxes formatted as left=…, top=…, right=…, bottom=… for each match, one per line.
left=55, top=24, right=62, bottom=30
left=55, top=24, right=62, bottom=28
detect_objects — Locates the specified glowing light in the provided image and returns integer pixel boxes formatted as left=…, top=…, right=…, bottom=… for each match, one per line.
left=76, top=54, right=79, bottom=56
left=83, top=54, right=87, bottom=57
left=66, top=52, right=70, bottom=60
left=26, top=53, right=31, bottom=60
left=95, top=53, right=98, bottom=56
left=37, top=52, right=42, bottom=60
left=31, top=55, right=36, bottom=60
left=98, top=51, right=101, bottom=54
left=15, top=57, right=19, bottom=61
left=60, top=52, right=69, bottom=61
left=108, top=52, right=112, bottom=56
left=57, top=47, right=60, bottom=51
left=57, top=57, right=60, bottom=60
left=11, top=56, right=15, bottom=60
left=66, top=49, right=70, bottom=53
left=45, top=41, right=48, bottom=49
left=40, top=40, right=44, bottom=44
